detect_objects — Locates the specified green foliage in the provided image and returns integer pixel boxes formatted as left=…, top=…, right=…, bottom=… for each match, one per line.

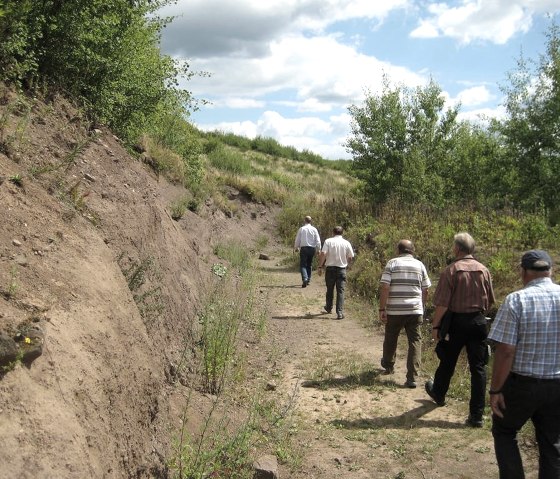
left=170, top=395, right=255, bottom=479
left=198, top=269, right=257, bottom=395
left=496, top=22, right=560, bottom=220
left=208, top=145, right=252, bottom=176
left=205, top=130, right=327, bottom=165
left=8, top=173, right=23, bottom=186
left=0, top=0, right=197, bottom=148
left=346, top=78, right=461, bottom=207
left=345, top=200, right=559, bottom=304
left=214, top=241, right=251, bottom=273
left=199, top=292, right=241, bottom=395
left=345, top=23, right=560, bottom=219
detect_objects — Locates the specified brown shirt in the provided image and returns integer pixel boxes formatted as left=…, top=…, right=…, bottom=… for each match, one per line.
left=433, top=256, right=495, bottom=313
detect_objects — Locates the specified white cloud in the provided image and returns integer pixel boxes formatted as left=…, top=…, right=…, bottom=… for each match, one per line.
left=457, top=105, right=507, bottom=124
left=454, top=85, right=493, bottom=107
left=161, top=0, right=410, bottom=57
left=181, top=34, right=426, bottom=113
left=160, top=1, right=556, bottom=160
left=221, top=98, right=265, bottom=109
left=410, top=0, right=559, bottom=44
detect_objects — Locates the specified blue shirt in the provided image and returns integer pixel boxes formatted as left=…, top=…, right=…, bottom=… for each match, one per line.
left=488, top=277, right=560, bottom=379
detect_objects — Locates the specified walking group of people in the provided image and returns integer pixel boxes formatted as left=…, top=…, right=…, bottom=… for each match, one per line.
left=294, top=216, right=354, bottom=320
left=295, top=216, right=560, bottom=479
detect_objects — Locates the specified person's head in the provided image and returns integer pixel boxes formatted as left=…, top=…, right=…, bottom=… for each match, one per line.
left=333, top=226, right=344, bottom=236
left=520, top=249, right=552, bottom=285
left=304, top=216, right=312, bottom=224
left=453, top=232, right=476, bottom=256
left=397, top=239, right=414, bottom=255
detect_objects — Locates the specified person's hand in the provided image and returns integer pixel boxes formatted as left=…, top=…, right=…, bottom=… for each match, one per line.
left=490, top=393, right=505, bottom=418
left=379, top=310, right=387, bottom=324
left=318, top=266, right=323, bottom=276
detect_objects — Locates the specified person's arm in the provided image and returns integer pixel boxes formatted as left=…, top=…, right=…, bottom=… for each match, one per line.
left=318, top=251, right=326, bottom=268
left=431, top=305, right=448, bottom=340
left=294, top=228, right=301, bottom=252
left=378, top=283, right=390, bottom=324
left=489, top=342, right=516, bottom=418
left=422, top=287, right=429, bottom=311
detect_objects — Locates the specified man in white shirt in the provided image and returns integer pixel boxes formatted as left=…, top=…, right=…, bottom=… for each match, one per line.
left=317, top=226, right=354, bottom=319
left=294, top=216, right=321, bottom=288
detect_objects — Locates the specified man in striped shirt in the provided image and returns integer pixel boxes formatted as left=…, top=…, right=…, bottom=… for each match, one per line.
left=488, top=250, right=560, bottom=479
left=379, top=240, right=431, bottom=388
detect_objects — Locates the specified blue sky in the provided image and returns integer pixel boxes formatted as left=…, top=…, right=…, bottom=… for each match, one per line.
left=159, top=1, right=560, bottom=160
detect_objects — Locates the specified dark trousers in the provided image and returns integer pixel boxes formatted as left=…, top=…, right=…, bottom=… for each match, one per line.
left=492, top=373, right=560, bottom=479
left=325, top=266, right=346, bottom=315
left=432, top=312, right=488, bottom=419
left=383, top=314, right=423, bottom=381
left=299, top=246, right=316, bottom=283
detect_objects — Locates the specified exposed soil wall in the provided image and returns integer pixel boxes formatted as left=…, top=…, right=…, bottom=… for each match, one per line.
left=0, top=89, right=276, bottom=478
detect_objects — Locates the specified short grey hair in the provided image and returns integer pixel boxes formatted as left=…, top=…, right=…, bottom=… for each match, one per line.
left=454, top=232, right=475, bottom=254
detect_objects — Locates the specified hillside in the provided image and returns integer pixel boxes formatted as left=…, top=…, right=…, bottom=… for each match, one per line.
left=0, top=89, right=279, bottom=478
left=1, top=87, right=545, bottom=479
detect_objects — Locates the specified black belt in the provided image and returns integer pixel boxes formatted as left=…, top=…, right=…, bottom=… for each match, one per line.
left=451, top=311, right=483, bottom=319
left=325, top=266, right=346, bottom=269
left=511, top=372, right=560, bottom=383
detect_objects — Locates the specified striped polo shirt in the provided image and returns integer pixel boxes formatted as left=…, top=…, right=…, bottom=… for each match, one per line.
left=380, top=254, right=431, bottom=315
left=489, top=277, right=560, bottom=379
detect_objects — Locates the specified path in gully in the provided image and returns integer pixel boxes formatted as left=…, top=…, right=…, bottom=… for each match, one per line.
left=257, top=255, right=536, bottom=479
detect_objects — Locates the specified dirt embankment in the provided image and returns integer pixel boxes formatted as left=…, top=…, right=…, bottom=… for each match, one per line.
left=0, top=89, right=276, bottom=478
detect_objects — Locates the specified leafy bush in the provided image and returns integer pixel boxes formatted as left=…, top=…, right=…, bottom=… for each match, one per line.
left=0, top=0, right=197, bottom=149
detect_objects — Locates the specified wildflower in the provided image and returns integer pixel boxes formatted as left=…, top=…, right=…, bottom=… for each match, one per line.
left=24, top=337, right=31, bottom=344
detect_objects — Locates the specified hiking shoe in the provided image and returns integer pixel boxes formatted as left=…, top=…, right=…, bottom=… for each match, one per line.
left=322, top=306, right=332, bottom=314
left=424, top=380, right=445, bottom=406
left=336, top=313, right=344, bottom=320
left=380, top=358, right=394, bottom=375
left=465, top=415, right=483, bottom=428
left=405, top=380, right=417, bottom=389
left=302, top=282, right=307, bottom=288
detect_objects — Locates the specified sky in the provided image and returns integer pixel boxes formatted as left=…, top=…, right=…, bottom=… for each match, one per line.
left=159, top=1, right=560, bottom=160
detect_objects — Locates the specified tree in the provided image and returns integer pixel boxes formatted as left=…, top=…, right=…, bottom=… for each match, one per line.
left=496, top=22, right=560, bottom=220
left=345, top=78, right=460, bottom=207
left=0, top=0, right=195, bottom=145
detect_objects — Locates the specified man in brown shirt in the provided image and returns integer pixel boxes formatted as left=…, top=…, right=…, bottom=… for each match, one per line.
left=425, top=232, right=495, bottom=427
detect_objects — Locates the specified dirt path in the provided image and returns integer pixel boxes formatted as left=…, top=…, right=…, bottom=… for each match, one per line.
left=258, top=256, right=537, bottom=479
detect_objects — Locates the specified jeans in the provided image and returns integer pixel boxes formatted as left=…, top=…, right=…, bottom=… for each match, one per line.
left=432, top=312, right=488, bottom=420
left=492, top=373, right=560, bottom=479
left=383, top=314, right=423, bottom=381
left=325, top=266, right=346, bottom=315
left=299, top=246, right=316, bottom=283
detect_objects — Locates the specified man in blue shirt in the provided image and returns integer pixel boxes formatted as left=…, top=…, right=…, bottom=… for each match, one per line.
left=294, top=216, right=321, bottom=288
left=488, top=250, right=560, bottom=479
